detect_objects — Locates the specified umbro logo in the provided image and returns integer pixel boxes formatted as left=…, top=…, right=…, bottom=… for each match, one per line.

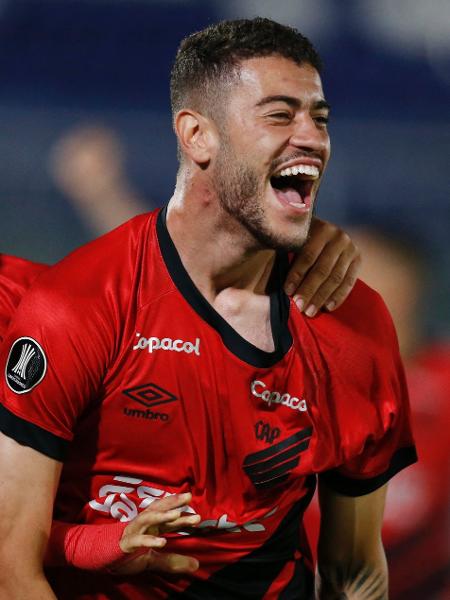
left=123, top=383, right=177, bottom=408
left=122, top=383, right=177, bottom=423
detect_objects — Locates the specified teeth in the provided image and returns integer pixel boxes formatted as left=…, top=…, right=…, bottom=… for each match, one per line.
left=274, top=164, right=319, bottom=178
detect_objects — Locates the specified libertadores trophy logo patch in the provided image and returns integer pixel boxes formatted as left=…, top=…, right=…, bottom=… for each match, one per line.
left=5, top=337, right=47, bottom=394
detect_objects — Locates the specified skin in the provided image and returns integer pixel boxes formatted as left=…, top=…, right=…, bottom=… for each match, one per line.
left=0, top=56, right=375, bottom=597
left=316, top=482, right=388, bottom=599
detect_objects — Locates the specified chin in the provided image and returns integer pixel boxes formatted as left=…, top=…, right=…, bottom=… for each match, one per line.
left=251, top=225, right=309, bottom=252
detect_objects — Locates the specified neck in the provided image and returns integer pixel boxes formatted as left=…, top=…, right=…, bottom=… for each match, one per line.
left=166, top=184, right=276, bottom=303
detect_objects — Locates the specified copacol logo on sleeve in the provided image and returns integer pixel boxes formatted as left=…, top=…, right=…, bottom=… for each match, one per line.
left=5, top=337, right=47, bottom=394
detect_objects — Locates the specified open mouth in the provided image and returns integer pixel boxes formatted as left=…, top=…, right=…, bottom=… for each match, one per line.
left=270, top=165, right=319, bottom=210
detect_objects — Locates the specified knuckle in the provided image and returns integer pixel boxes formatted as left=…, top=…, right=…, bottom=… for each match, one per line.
left=345, top=273, right=358, bottom=287
left=299, top=248, right=318, bottom=265
left=329, top=270, right=345, bottom=286
left=314, top=266, right=331, bottom=280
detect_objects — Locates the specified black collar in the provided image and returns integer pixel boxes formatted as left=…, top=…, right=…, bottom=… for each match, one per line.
left=156, top=207, right=292, bottom=367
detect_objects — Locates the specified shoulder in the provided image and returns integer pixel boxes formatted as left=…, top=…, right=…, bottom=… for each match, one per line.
left=319, top=279, right=393, bottom=339
left=29, top=212, right=155, bottom=308
left=0, top=255, right=49, bottom=342
left=4, top=212, right=160, bottom=344
left=301, top=279, right=398, bottom=367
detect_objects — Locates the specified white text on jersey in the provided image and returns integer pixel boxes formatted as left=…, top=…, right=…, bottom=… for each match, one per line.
left=89, top=475, right=277, bottom=534
left=251, top=380, right=307, bottom=412
left=133, top=333, right=200, bottom=355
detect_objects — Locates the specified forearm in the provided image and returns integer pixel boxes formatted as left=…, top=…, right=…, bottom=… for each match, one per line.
left=0, top=570, right=57, bottom=600
left=45, top=519, right=127, bottom=571
left=315, top=552, right=388, bottom=599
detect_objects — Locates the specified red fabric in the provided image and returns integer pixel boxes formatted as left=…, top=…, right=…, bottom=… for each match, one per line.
left=46, top=520, right=127, bottom=572
left=0, top=254, right=47, bottom=342
left=0, top=210, right=416, bottom=598
left=304, top=345, right=450, bottom=599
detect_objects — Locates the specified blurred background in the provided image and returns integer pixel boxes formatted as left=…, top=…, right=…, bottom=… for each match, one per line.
left=0, top=0, right=448, bottom=597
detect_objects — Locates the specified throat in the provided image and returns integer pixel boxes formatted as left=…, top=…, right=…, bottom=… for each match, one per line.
left=213, top=289, right=275, bottom=352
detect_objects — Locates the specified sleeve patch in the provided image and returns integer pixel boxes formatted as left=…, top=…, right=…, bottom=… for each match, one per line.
left=5, top=337, right=47, bottom=394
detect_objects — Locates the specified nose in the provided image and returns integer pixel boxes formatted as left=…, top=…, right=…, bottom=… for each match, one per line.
left=289, top=113, right=329, bottom=155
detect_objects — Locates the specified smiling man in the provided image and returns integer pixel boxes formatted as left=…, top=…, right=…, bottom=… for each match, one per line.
left=0, top=18, right=416, bottom=600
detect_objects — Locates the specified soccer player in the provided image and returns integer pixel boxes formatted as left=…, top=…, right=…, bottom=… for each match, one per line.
left=0, top=18, right=416, bottom=599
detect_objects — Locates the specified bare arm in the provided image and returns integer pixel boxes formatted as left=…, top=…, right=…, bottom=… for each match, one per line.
left=0, top=432, right=61, bottom=599
left=315, top=481, right=388, bottom=600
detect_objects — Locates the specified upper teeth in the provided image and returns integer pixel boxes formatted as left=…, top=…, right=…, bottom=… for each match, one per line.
left=274, top=165, right=319, bottom=178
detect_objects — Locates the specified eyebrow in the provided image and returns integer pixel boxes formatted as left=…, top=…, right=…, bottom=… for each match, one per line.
left=255, top=95, right=331, bottom=112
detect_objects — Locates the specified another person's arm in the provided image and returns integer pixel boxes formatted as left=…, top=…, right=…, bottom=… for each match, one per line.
left=315, top=482, right=388, bottom=599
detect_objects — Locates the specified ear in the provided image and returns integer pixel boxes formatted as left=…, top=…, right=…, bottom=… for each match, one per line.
left=175, top=109, right=218, bottom=166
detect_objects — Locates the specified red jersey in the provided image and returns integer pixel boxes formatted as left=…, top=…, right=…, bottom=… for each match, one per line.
left=0, top=254, right=47, bottom=342
left=0, top=209, right=416, bottom=599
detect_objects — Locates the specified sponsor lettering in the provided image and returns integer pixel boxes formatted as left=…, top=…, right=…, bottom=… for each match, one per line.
left=133, top=333, right=200, bottom=356
left=251, top=380, right=307, bottom=412
left=89, top=475, right=277, bottom=533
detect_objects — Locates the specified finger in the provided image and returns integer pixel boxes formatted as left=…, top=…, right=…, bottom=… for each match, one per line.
left=147, top=550, right=199, bottom=574
left=321, top=257, right=361, bottom=312
left=124, top=507, right=186, bottom=540
left=144, top=492, right=193, bottom=513
left=159, top=513, right=201, bottom=534
left=291, top=245, right=344, bottom=312
left=121, top=533, right=168, bottom=554
left=125, top=492, right=193, bottom=535
left=284, top=219, right=345, bottom=296
left=301, top=250, right=357, bottom=317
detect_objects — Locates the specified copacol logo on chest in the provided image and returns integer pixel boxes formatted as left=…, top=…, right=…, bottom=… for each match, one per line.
left=5, top=337, right=47, bottom=394
left=133, top=333, right=200, bottom=356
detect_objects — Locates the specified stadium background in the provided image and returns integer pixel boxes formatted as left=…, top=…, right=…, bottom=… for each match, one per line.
left=0, top=0, right=448, bottom=598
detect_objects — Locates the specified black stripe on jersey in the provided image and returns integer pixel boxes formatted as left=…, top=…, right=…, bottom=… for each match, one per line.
left=243, top=428, right=312, bottom=489
left=243, top=427, right=313, bottom=466
left=168, top=477, right=316, bottom=600
left=251, top=457, right=300, bottom=486
left=244, top=439, right=309, bottom=475
left=156, top=207, right=293, bottom=368
left=319, top=445, right=418, bottom=497
left=0, top=403, right=69, bottom=461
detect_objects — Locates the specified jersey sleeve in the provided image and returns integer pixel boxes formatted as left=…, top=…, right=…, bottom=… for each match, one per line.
left=0, top=254, right=48, bottom=343
left=0, top=238, right=132, bottom=462
left=314, top=281, right=417, bottom=496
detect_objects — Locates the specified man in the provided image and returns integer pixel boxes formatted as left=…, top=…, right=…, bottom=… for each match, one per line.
left=0, top=18, right=416, bottom=599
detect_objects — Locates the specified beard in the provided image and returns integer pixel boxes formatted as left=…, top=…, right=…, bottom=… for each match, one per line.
left=212, top=139, right=312, bottom=252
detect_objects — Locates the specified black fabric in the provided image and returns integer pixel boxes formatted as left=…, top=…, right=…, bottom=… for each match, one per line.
left=243, top=427, right=313, bottom=465
left=278, top=558, right=314, bottom=600
left=0, top=402, right=68, bottom=461
left=168, top=477, right=316, bottom=599
left=319, top=445, right=418, bottom=497
left=156, top=207, right=293, bottom=368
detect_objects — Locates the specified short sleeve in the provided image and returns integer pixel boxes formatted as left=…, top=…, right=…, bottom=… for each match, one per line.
left=314, top=281, right=417, bottom=496
left=0, top=257, right=119, bottom=462
left=0, top=254, right=48, bottom=343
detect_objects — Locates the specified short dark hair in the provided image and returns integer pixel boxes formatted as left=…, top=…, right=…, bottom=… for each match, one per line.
left=170, top=17, right=322, bottom=120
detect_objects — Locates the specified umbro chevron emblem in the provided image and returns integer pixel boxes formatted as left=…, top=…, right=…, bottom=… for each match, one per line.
left=122, top=383, right=177, bottom=408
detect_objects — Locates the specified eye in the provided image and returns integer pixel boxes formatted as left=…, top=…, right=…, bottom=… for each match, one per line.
left=314, top=115, right=329, bottom=126
left=266, top=112, right=293, bottom=123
